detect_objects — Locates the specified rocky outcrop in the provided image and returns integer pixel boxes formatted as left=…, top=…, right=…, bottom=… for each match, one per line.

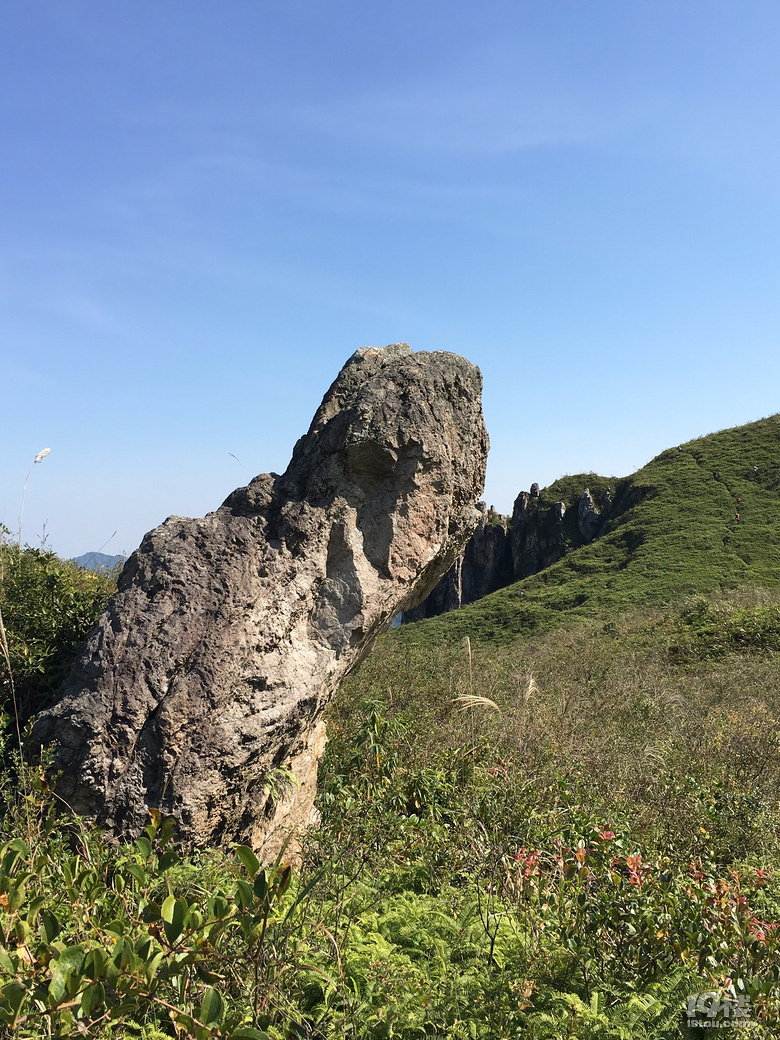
left=578, top=488, right=602, bottom=542
left=463, top=506, right=515, bottom=602
left=510, top=492, right=568, bottom=579
left=404, top=491, right=570, bottom=622
left=32, top=344, right=488, bottom=856
left=405, top=479, right=618, bottom=622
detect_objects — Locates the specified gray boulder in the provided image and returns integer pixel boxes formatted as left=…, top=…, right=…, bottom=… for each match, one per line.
left=32, top=344, right=488, bottom=856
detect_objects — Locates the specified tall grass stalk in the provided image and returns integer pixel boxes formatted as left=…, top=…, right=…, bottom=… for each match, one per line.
left=0, top=606, right=20, bottom=748
left=463, top=634, right=473, bottom=696
left=17, top=447, right=51, bottom=549
left=0, top=600, right=28, bottom=801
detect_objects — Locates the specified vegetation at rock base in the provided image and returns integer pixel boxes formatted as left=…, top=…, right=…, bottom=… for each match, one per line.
left=2, top=413, right=780, bottom=1037
left=0, top=537, right=116, bottom=728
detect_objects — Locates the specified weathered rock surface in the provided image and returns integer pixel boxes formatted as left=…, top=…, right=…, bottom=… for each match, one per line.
left=510, top=493, right=568, bottom=579
left=578, top=488, right=602, bottom=542
left=405, top=482, right=614, bottom=622
left=403, top=491, right=571, bottom=622
left=32, top=344, right=488, bottom=855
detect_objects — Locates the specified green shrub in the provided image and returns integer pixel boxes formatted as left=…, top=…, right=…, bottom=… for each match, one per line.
left=0, top=786, right=300, bottom=1038
left=0, top=540, right=116, bottom=727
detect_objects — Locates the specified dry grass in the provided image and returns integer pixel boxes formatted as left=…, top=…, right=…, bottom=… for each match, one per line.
left=330, top=589, right=780, bottom=857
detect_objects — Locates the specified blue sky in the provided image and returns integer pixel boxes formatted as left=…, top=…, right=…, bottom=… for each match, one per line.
left=3, top=1, right=780, bottom=559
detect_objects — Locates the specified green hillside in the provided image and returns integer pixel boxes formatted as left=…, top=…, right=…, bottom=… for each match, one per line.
left=400, top=413, right=780, bottom=645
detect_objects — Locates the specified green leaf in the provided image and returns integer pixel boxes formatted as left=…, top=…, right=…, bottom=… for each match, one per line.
left=39, top=908, right=61, bottom=943
left=141, top=901, right=162, bottom=923
left=234, top=845, right=261, bottom=879
left=1, top=838, right=28, bottom=859
left=7, top=882, right=25, bottom=914
left=135, top=836, right=152, bottom=860
left=83, top=947, right=108, bottom=980
left=127, top=864, right=147, bottom=886
left=172, top=1011, right=197, bottom=1036
left=80, top=982, right=105, bottom=1018
left=158, top=850, right=180, bottom=872
left=235, top=879, right=253, bottom=910
left=161, top=895, right=187, bottom=946
left=0, top=981, right=27, bottom=1025
left=161, top=894, right=176, bottom=922
left=200, top=985, right=225, bottom=1026
left=25, top=894, right=46, bottom=925
left=208, top=894, right=232, bottom=920
left=157, top=815, right=177, bottom=848
left=143, top=949, right=165, bottom=982
left=253, top=871, right=268, bottom=902
left=54, top=944, right=85, bottom=973
left=49, top=945, right=84, bottom=1005
left=111, top=937, right=136, bottom=972
left=228, top=1029, right=271, bottom=1040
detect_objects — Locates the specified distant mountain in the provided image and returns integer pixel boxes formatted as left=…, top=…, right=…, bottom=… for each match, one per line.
left=73, top=552, right=125, bottom=573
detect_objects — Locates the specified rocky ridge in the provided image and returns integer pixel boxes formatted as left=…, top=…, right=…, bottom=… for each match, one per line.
left=405, top=479, right=615, bottom=621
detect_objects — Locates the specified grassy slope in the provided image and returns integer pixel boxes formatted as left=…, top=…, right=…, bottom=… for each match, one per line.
left=398, top=413, right=780, bottom=645
left=322, top=415, right=780, bottom=1031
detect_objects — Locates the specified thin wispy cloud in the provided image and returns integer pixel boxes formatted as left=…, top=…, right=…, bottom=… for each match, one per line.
left=285, top=77, right=609, bottom=157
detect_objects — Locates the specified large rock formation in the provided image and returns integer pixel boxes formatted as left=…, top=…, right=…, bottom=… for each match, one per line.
left=511, top=491, right=569, bottom=579
left=405, top=492, right=571, bottom=621
left=32, top=344, right=488, bottom=856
